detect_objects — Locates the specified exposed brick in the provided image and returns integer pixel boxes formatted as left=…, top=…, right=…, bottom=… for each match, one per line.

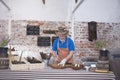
left=0, top=20, right=120, bottom=59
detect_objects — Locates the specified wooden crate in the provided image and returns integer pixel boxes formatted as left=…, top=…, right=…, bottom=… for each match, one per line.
left=9, top=56, right=29, bottom=70
left=0, top=58, right=9, bottom=69
left=25, top=57, right=45, bottom=70
left=0, top=47, right=9, bottom=69
left=28, top=62, right=45, bottom=70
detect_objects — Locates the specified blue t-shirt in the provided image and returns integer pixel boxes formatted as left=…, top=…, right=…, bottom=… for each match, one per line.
left=52, top=37, right=75, bottom=54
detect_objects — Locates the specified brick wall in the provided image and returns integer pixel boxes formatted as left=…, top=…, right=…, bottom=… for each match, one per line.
left=74, top=22, right=120, bottom=58
left=74, top=22, right=98, bottom=58
left=9, top=20, right=72, bottom=57
left=0, top=20, right=8, bottom=35
left=0, top=20, right=120, bottom=58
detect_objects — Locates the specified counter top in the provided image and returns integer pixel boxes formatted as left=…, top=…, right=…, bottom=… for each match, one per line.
left=0, top=67, right=115, bottom=80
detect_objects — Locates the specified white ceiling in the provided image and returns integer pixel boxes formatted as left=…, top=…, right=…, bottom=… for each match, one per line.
left=0, top=0, right=120, bottom=22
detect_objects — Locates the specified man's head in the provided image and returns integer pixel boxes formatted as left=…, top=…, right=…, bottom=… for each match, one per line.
left=56, top=27, right=69, bottom=42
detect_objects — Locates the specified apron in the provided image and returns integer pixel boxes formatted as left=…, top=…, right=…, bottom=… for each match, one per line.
left=57, top=39, right=73, bottom=63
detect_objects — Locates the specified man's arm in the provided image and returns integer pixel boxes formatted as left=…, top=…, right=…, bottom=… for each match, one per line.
left=51, top=51, right=57, bottom=57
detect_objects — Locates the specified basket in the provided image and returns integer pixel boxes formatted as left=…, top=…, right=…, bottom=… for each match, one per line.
left=26, top=57, right=45, bottom=70
left=9, top=56, right=29, bottom=70
left=28, top=62, right=45, bottom=70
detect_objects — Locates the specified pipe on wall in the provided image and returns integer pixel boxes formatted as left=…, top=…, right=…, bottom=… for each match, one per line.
left=0, top=0, right=11, bottom=11
left=72, top=0, right=84, bottom=14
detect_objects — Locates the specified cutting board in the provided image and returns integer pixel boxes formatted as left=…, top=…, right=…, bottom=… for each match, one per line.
left=48, top=63, right=72, bottom=69
left=48, top=63, right=84, bottom=70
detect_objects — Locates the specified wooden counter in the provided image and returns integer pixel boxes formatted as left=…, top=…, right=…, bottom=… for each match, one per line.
left=0, top=68, right=115, bottom=80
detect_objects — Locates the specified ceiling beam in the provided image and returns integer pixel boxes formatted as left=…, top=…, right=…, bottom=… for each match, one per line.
left=0, top=0, right=11, bottom=11
left=42, top=0, right=45, bottom=5
left=72, top=0, right=84, bottom=14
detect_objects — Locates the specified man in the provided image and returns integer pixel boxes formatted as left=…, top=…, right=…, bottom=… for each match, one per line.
left=52, top=27, right=75, bottom=66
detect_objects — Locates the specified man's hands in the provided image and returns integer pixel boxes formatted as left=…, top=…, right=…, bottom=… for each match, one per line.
left=58, top=59, right=67, bottom=66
